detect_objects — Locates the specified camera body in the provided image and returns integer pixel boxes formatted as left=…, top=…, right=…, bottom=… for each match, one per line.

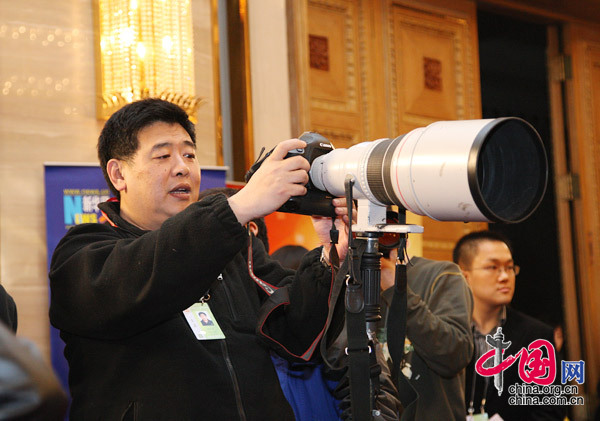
left=246, top=131, right=338, bottom=217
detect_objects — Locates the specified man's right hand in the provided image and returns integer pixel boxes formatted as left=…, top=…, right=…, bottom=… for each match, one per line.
left=228, top=139, right=310, bottom=225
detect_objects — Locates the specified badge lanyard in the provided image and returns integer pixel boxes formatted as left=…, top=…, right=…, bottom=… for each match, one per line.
left=468, top=337, right=490, bottom=420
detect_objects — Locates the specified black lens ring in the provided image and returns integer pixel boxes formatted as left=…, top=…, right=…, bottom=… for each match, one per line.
left=367, top=139, right=396, bottom=205
left=365, top=136, right=405, bottom=206
left=382, top=136, right=404, bottom=207
left=467, top=117, right=548, bottom=223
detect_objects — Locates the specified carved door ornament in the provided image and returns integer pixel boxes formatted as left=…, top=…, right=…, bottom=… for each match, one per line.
left=309, top=34, right=330, bottom=70
left=423, top=57, right=442, bottom=91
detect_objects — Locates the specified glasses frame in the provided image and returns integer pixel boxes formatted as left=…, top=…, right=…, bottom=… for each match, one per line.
left=468, top=264, right=520, bottom=276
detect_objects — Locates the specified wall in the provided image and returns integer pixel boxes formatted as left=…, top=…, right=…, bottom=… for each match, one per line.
left=0, top=0, right=101, bottom=361
left=0, top=0, right=217, bottom=361
left=248, top=0, right=293, bottom=155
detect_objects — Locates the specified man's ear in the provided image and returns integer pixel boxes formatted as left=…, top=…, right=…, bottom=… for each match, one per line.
left=460, top=267, right=472, bottom=285
left=248, top=221, right=259, bottom=236
left=107, top=159, right=127, bottom=193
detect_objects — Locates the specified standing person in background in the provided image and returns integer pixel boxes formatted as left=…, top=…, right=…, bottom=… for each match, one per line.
left=453, top=230, right=565, bottom=421
left=0, top=285, right=68, bottom=420
left=314, top=236, right=473, bottom=420
left=271, top=245, right=309, bottom=270
left=373, top=239, right=474, bottom=420
left=49, top=98, right=352, bottom=420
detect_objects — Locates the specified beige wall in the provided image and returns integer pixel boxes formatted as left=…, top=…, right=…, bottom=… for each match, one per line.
left=0, top=0, right=217, bottom=361
left=192, top=0, right=219, bottom=166
left=248, top=0, right=293, bottom=155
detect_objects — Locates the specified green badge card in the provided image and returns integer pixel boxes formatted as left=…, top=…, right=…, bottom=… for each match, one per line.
left=183, top=302, right=225, bottom=340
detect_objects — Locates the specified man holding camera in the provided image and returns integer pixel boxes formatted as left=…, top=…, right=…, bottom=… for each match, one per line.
left=49, top=98, right=351, bottom=420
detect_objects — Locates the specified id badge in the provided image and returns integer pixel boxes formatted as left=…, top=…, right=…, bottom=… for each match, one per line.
left=183, top=302, right=225, bottom=340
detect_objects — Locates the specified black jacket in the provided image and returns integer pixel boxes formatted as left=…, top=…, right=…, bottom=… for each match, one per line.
left=49, top=195, right=334, bottom=420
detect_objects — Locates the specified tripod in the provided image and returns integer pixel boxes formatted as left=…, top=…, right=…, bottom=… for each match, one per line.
left=343, top=199, right=422, bottom=420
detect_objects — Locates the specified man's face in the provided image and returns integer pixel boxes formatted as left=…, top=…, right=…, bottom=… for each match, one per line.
left=462, top=240, right=516, bottom=310
left=112, top=121, right=201, bottom=230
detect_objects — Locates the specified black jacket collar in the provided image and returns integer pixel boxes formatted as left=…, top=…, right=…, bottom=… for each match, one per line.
left=98, top=200, right=147, bottom=237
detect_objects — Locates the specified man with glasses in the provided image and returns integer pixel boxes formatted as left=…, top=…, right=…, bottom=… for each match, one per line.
left=453, top=230, right=564, bottom=420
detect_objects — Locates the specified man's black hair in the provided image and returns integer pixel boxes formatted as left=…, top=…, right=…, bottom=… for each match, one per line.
left=97, top=98, right=196, bottom=198
left=452, top=230, right=513, bottom=268
left=271, top=245, right=309, bottom=270
left=379, top=247, right=392, bottom=260
left=197, top=187, right=270, bottom=253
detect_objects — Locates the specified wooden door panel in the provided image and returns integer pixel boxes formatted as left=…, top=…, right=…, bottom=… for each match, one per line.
left=308, top=10, right=351, bottom=105
left=391, top=7, right=462, bottom=123
left=305, top=0, right=366, bottom=148
left=564, top=22, right=600, bottom=410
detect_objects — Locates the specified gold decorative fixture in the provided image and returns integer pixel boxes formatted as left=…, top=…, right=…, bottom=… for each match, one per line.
left=94, top=0, right=202, bottom=121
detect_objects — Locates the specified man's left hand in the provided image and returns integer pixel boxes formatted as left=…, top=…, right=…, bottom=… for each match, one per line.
left=311, top=198, right=354, bottom=262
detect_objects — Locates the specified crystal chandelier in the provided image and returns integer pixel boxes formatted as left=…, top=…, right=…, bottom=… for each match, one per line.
left=95, top=0, right=201, bottom=121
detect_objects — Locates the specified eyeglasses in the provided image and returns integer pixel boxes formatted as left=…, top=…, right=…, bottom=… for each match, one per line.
left=469, top=264, right=520, bottom=276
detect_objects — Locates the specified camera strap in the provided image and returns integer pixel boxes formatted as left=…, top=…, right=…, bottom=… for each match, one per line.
left=345, top=251, right=374, bottom=421
left=254, top=222, right=344, bottom=362
left=328, top=217, right=340, bottom=270
left=244, top=147, right=271, bottom=182
left=343, top=176, right=375, bottom=420
left=387, top=239, right=418, bottom=409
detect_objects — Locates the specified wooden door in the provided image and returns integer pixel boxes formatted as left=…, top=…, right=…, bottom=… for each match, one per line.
left=289, top=0, right=486, bottom=259
left=562, top=21, right=600, bottom=414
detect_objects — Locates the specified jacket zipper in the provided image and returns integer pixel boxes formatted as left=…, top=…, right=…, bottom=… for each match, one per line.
left=220, top=274, right=238, bottom=319
left=221, top=340, right=247, bottom=421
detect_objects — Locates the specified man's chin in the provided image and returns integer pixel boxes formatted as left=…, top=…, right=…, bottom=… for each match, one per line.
left=495, top=297, right=513, bottom=307
left=169, top=201, right=193, bottom=215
